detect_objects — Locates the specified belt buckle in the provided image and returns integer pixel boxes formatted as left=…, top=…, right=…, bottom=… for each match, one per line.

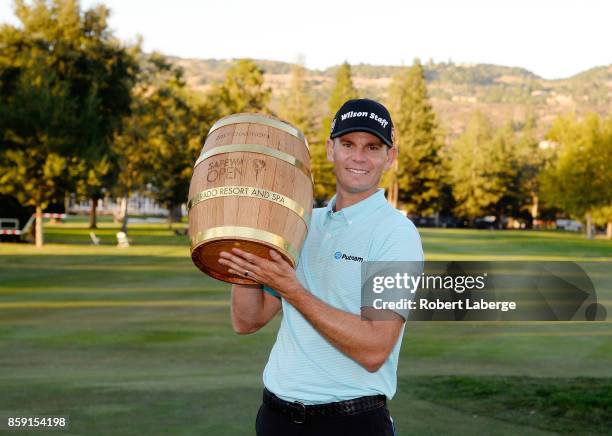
left=291, top=401, right=306, bottom=424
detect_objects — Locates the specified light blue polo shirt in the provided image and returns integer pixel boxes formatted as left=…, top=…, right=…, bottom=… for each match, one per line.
left=262, top=189, right=424, bottom=404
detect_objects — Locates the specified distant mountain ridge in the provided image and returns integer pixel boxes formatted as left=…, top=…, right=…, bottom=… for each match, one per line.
left=169, top=56, right=612, bottom=137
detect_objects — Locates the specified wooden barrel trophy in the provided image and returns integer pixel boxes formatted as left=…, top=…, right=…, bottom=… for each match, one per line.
left=188, top=113, right=313, bottom=284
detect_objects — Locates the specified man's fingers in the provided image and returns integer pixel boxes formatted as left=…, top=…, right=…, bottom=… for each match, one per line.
left=219, top=259, right=241, bottom=272
left=231, top=248, right=265, bottom=266
left=269, top=249, right=294, bottom=272
left=219, top=256, right=261, bottom=276
left=269, top=250, right=287, bottom=265
left=230, top=248, right=288, bottom=275
left=229, top=248, right=285, bottom=270
left=219, top=251, right=251, bottom=268
left=222, top=248, right=294, bottom=279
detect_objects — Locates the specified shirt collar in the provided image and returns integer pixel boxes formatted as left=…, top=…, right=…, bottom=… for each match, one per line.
left=325, top=189, right=388, bottom=223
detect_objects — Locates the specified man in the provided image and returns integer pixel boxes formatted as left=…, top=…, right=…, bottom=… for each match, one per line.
left=219, top=98, right=423, bottom=435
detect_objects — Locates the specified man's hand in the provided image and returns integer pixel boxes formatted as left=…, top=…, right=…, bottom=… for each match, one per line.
left=218, top=248, right=304, bottom=301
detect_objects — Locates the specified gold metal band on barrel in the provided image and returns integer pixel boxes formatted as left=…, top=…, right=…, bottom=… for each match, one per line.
left=208, top=114, right=307, bottom=147
left=187, top=186, right=311, bottom=226
left=194, top=144, right=312, bottom=183
left=191, top=226, right=299, bottom=264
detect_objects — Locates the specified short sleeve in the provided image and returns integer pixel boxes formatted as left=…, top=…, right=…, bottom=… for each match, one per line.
left=363, top=221, right=424, bottom=320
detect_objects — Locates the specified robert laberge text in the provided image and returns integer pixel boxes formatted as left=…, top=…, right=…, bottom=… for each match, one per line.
left=372, top=298, right=517, bottom=312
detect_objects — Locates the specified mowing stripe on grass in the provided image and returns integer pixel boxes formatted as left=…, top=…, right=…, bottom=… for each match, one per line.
left=442, top=330, right=612, bottom=336
left=0, top=287, right=227, bottom=294
left=0, top=300, right=230, bottom=309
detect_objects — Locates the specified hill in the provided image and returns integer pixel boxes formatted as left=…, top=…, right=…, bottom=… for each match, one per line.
left=169, top=56, right=612, bottom=138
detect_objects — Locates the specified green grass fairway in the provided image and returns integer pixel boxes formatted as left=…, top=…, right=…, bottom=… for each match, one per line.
left=1, top=218, right=611, bottom=435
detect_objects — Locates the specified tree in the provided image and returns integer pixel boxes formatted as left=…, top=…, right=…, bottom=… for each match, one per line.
left=75, top=155, right=113, bottom=228
left=592, top=205, right=612, bottom=239
left=107, top=53, right=164, bottom=234
left=0, top=0, right=136, bottom=238
left=0, top=0, right=122, bottom=247
left=278, top=60, right=317, bottom=141
left=209, top=59, right=271, bottom=117
left=0, top=38, right=93, bottom=246
left=72, top=46, right=137, bottom=228
left=540, top=113, right=612, bottom=238
left=386, top=60, right=443, bottom=216
left=312, top=62, right=359, bottom=204
left=488, top=122, right=522, bottom=223
left=448, top=110, right=516, bottom=224
left=111, top=92, right=153, bottom=234
left=109, top=53, right=215, bottom=233
left=144, top=55, right=208, bottom=226
left=512, top=111, right=547, bottom=227
left=74, top=35, right=137, bottom=230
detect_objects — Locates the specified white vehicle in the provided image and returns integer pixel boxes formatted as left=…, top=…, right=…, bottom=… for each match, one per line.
left=555, top=219, right=583, bottom=231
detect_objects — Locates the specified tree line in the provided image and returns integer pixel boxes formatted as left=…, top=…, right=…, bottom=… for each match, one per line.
left=1, top=0, right=610, bottom=247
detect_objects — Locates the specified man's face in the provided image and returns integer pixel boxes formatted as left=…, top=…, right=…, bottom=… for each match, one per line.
left=326, top=131, right=396, bottom=195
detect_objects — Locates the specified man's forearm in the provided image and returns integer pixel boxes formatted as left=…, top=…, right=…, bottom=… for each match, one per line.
left=284, top=286, right=396, bottom=371
left=231, top=284, right=265, bottom=332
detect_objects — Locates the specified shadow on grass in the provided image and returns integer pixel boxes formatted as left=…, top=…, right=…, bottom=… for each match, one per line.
left=399, top=375, right=612, bottom=434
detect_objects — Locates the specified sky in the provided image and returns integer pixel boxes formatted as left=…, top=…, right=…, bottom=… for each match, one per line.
left=1, top=0, right=610, bottom=79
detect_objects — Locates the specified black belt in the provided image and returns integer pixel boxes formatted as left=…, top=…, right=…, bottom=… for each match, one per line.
left=262, top=388, right=386, bottom=424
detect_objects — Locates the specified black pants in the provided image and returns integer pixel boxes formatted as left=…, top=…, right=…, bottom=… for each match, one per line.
left=255, top=402, right=396, bottom=436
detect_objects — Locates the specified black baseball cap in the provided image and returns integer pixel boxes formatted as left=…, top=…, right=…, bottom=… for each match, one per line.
left=330, top=98, right=394, bottom=147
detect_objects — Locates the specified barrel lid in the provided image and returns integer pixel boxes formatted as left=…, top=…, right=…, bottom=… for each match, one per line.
left=208, top=113, right=308, bottom=150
